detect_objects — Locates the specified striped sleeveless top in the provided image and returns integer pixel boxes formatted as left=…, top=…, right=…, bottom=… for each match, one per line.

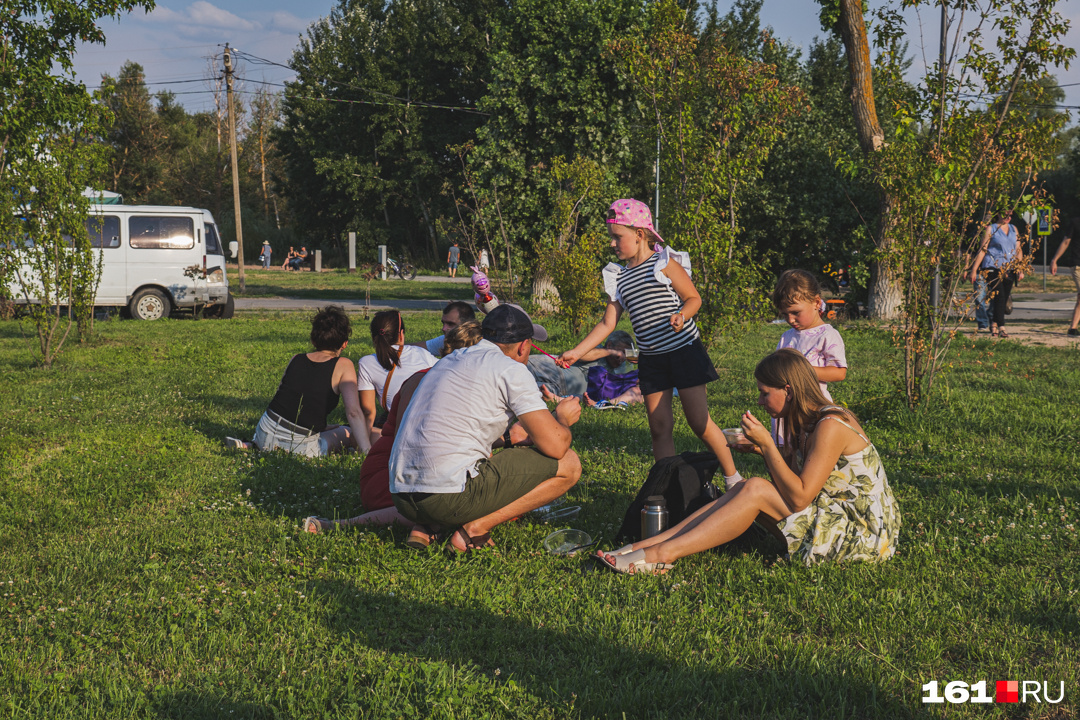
left=614, top=252, right=699, bottom=355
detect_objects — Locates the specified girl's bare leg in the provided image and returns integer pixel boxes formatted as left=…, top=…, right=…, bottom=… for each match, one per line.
left=677, top=384, right=737, bottom=476
left=643, top=388, right=676, bottom=460
left=638, top=477, right=790, bottom=565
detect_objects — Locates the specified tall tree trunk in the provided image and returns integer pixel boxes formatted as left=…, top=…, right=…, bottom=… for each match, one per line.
left=836, top=0, right=901, bottom=319
left=414, top=181, right=439, bottom=259
left=532, top=273, right=560, bottom=313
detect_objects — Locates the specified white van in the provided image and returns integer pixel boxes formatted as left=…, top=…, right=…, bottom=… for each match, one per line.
left=14, top=204, right=232, bottom=320
left=85, top=204, right=233, bottom=319
left=8, top=204, right=233, bottom=319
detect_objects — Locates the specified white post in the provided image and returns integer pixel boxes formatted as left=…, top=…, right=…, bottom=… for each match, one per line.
left=348, top=232, right=356, bottom=274
left=314, top=249, right=322, bottom=273
left=378, top=245, right=387, bottom=281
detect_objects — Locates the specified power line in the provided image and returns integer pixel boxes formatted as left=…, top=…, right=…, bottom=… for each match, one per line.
left=228, top=47, right=488, bottom=116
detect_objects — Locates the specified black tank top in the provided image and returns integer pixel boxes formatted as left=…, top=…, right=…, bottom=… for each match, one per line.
left=267, top=354, right=340, bottom=432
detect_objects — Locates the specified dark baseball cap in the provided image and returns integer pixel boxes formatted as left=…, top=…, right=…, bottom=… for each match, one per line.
left=481, top=304, right=548, bottom=343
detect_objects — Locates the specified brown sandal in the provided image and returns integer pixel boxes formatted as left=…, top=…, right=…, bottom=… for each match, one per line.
left=448, top=527, right=495, bottom=554
left=405, top=524, right=436, bottom=549
left=997, top=328, right=1008, bottom=339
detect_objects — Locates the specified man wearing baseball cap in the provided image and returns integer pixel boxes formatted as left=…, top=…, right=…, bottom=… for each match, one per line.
left=389, top=304, right=582, bottom=552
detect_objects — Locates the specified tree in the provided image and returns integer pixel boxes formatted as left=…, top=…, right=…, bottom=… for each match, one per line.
left=277, top=0, right=498, bottom=263
left=610, top=0, right=805, bottom=342
left=867, top=0, right=1074, bottom=407
left=468, top=0, right=648, bottom=272
left=1, top=0, right=155, bottom=367
left=97, top=61, right=168, bottom=202
left=247, top=87, right=283, bottom=227
left=813, top=0, right=906, bottom=319
left=534, top=156, right=611, bottom=334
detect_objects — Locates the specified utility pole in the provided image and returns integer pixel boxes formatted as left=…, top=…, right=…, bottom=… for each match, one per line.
left=224, top=44, right=245, bottom=292
left=654, top=136, right=661, bottom=233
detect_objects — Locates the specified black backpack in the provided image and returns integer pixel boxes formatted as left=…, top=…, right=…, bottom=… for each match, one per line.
left=617, top=452, right=723, bottom=542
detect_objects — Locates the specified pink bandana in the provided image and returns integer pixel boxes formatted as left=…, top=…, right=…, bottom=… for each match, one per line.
left=606, top=198, right=664, bottom=246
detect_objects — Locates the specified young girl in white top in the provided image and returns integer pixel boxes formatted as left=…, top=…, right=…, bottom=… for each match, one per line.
left=772, top=269, right=847, bottom=401
left=558, top=199, right=741, bottom=486
left=356, top=310, right=437, bottom=446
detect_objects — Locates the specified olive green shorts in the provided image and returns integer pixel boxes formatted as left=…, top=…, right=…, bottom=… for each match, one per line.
left=393, top=447, right=560, bottom=527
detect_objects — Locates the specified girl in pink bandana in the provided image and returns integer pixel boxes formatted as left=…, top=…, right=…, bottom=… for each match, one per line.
left=558, top=199, right=742, bottom=486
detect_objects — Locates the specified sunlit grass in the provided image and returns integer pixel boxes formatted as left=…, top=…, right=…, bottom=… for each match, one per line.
left=0, top=314, right=1077, bottom=718
left=232, top=267, right=473, bottom=301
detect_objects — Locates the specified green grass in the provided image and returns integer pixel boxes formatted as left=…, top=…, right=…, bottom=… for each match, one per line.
left=232, top=267, right=473, bottom=301
left=1, top=314, right=1078, bottom=718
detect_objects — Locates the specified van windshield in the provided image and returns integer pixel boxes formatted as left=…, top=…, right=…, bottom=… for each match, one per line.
left=205, top=223, right=222, bottom=255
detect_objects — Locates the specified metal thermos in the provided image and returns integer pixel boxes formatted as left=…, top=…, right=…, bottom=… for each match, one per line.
left=641, top=495, right=669, bottom=539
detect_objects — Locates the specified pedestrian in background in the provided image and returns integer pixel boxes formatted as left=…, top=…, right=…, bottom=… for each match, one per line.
left=447, top=241, right=460, bottom=277
left=1049, top=217, right=1080, bottom=337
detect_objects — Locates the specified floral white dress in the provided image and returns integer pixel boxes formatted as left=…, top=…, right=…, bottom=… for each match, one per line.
left=779, top=412, right=901, bottom=566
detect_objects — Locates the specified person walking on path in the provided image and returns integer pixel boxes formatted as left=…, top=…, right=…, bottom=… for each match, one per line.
left=969, top=212, right=1024, bottom=339
left=1050, top=216, right=1080, bottom=337
left=259, top=241, right=272, bottom=270
left=447, top=242, right=461, bottom=277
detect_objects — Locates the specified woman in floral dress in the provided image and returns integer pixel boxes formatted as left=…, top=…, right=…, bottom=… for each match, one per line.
left=599, top=348, right=900, bottom=574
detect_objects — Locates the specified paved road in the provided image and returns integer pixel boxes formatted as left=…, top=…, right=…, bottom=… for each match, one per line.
left=234, top=297, right=451, bottom=312
left=234, top=296, right=1076, bottom=320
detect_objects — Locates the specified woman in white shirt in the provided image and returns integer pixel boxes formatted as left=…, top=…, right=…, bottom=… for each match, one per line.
left=356, top=310, right=437, bottom=445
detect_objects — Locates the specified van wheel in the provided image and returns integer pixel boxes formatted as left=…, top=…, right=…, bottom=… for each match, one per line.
left=206, top=293, right=234, bottom=319
left=130, top=289, right=171, bottom=320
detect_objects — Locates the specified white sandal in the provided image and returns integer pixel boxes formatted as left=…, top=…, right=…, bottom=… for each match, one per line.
left=599, top=548, right=674, bottom=575
left=303, top=516, right=335, bottom=534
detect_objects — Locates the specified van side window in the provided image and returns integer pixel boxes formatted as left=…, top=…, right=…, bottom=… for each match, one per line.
left=130, top=216, right=194, bottom=249
left=205, top=223, right=222, bottom=254
left=87, top=216, right=120, bottom=248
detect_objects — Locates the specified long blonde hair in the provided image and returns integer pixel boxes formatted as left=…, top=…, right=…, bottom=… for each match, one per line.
left=754, top=349, right=855, bottom=454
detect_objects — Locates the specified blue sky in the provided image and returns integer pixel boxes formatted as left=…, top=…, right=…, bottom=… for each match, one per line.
left=70, top=0, right=1080, bottom=119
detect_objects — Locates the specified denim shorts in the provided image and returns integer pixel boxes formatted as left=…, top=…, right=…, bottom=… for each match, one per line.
left=252, top=411, right=328, bottom=457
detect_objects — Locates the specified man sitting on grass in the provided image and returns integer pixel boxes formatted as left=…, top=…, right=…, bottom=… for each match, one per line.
left=411, top=301, right=476, bottom=357
left=389, top=304, right=582, bottom=552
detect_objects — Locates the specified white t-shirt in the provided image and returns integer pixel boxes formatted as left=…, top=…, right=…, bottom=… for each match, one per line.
left=425, top=335, right=446, bottom=357
left=389, top=340, right=548, bottom=494
left=776, top=324, right=847, bottom=400
left=357, top=344, right=438, bottom=408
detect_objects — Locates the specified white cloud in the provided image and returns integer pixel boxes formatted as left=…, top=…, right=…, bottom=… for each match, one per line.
left=188, top=1, right=258, bottom=31
left=140, top=1, right=259, bottom=32
left=267, top=11, right=313, bottom=34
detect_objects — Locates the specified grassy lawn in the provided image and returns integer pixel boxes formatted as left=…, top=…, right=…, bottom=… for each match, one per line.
left=231, top=267, right=473, bottom=301
left=1, top=313, right=1078, bottom=718
left=1012, top=271, right=1078, bottom=296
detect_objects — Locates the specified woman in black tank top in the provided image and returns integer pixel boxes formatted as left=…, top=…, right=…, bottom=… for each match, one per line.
left=225, top=306, right=370, bottom=457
